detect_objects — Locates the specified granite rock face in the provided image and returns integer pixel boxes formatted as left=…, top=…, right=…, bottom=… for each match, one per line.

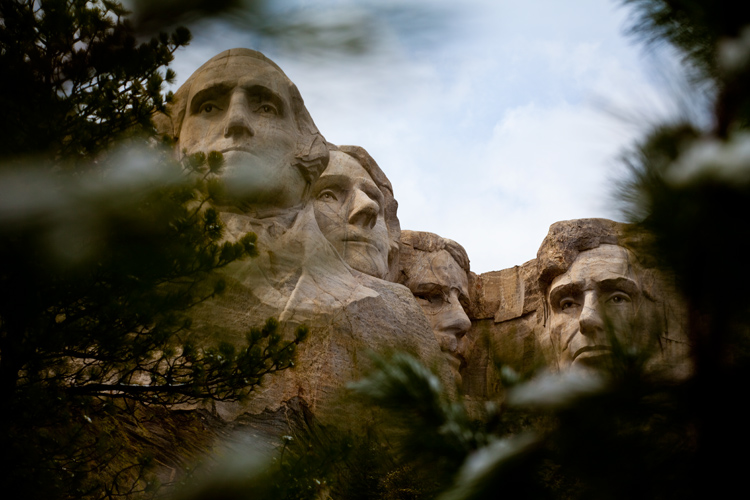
left=537, top=219, right=690, bottom=375
left=313, top=146, right=402, bottom=282
left=156, top=48, right=690, bottom=419
left=158, top=48, right=449, bottom=420
left=398, top=230, right=472, bottom=386
left=461, top=219, right=690, bottom=400
left=461, top=259, right=546, bottom=399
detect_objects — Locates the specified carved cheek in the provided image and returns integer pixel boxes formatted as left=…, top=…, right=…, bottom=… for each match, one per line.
left=313, top=201, right=338, bottom=231
left=179, top=118, right=215, bottom=156
left=549, top=313, right=576, bottom=351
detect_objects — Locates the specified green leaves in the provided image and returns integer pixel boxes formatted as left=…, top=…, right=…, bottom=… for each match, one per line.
left=0, top=2, right=314, bottom=498
left=0, top=0, right=191, bottom=164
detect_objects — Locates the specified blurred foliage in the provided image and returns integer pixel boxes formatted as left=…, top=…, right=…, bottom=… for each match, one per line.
left=0, top=0, right=191, bottom=165
left=6, top=0, right=750, bottom=499
left=0, top=1, right=308, bottom=498
left=615, top=3, right=750, bottom=496
left=127, top=0, right=449, bottom=59
left=622, top=0, right=750, bottom=133
left=176, top=1, right=750, bottom=499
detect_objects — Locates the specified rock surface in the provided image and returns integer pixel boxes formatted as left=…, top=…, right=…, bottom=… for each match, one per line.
left=398, top=230, right=472, bottom=386
left=461, top=218, right=691, bottom=400
left=152, top=49, right=692, bottom=471
left=158, top=49, right=450, bottom=420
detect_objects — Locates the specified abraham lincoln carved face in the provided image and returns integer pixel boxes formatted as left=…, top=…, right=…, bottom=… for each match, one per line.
left=546, top=244, right=645, bottom=369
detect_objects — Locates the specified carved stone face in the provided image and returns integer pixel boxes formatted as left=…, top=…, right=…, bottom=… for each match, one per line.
left=313, top=151, right=390, bottom=278
left=178, top=55, right=305, bottom=209
left=547, top=244, right=643, bottom=370
left=403, top=249, right=471, bottom=380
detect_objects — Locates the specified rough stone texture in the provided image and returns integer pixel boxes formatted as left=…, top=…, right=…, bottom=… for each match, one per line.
left=158, top=48, right=449, bottom=421
left=461, top=259, right=546, bottom=400
left=461, top=218, right=691, bottom=400
left=469, top=260, right=543, bottom=322
left=398, top=230, right=472, bottom=386
left=127, top=398, right=318, bottom=492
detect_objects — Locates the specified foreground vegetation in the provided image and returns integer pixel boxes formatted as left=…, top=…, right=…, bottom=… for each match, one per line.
left=0, top=1, right=305, bottom=497
left=177, top=1, right=750, bottom=498
left=3, top=0, right=750, bottom=498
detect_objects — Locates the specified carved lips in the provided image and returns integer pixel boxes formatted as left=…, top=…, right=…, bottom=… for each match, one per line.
left=571, top=344, right=612, bottom=365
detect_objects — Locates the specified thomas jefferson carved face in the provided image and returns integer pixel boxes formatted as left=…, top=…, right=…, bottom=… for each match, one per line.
left=402, top=249, right=471, bottom=381
left=547, top=244, right=644, bottom=370
left=313, top=151, right=390, bottom=278
left=178, top=55, right=305, bottom=209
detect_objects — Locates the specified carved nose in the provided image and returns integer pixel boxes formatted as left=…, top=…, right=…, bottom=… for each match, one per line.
left=436, top=289, right=471, bottom=347
left=223, top=94, right=254, bottom=138
left=441, top=293, right=471, bottom=339
left=579, top=292, right=604, bottom=336
left=347, top=189, right=379, bottom=229
left=224, top=116, right=254, bottom=138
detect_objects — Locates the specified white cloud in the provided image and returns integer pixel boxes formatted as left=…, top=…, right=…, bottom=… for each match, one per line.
left=168, top=0, right=682, bottom=274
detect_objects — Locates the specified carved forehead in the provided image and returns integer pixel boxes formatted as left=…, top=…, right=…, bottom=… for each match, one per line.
left=186, top=55, right=292, bottom=104
left=188, top=49, right=288, bottom=79
left=404, top=249, right=469, bottom=293
left=320, top=151, right=374, bottom=182
left=549, top=244, right=638, bottom=291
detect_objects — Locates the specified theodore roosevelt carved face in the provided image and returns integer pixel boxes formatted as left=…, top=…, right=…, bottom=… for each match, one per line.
left=398, top=231, right=472, bottom=383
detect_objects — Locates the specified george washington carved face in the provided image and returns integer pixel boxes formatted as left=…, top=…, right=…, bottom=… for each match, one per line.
left=170, top=49, right=328, bottom=211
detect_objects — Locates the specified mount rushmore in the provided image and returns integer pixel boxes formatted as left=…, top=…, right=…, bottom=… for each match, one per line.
left=155, top=48, right=690, bottom=418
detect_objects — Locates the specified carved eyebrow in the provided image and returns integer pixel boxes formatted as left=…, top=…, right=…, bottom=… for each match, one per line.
left=549, top=283, right=581, bottom=306
left=550, top=283, right=578, bottom=299
left=243, top=85, right=286, bottom=116
left=597, top=277, right=640, bottom=296
left=189, top=82, right=233, bottom=114
left=188, top=83, right=286, bottom=116
left=313, top=175, right=353, bottom=194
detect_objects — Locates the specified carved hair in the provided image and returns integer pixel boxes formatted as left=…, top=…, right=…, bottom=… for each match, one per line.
left=331, top=145, right=402, bottom=282
left=398, top=230, right=471, bottom=285
left=536, top=218, right=659, bottom=324
left=537, top=219, right=626, bottom=291
left=153, top=48, right=329, bottom=185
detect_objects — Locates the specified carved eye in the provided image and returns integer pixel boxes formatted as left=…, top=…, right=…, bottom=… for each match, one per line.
left=560, top=298, right=578, bottom=310
left=318, top=190, right=337, bottom=202
left=200, top=103, right=220, bottom=114
left=415, top=292, right=445, bottom=306
left=257, top=104, right=278, bottom=115
left=607, top=293, right=631, bottom=305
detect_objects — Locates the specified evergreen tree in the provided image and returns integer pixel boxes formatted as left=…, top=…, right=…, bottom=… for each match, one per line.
left=176, top=2, right=750, bottom=499
left=367, top=2, right=750, bottom=499
left=0, top=1, right=306, bottom=497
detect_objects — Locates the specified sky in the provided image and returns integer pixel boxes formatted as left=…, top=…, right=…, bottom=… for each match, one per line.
left=168, top=0, right=686, bottom=274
